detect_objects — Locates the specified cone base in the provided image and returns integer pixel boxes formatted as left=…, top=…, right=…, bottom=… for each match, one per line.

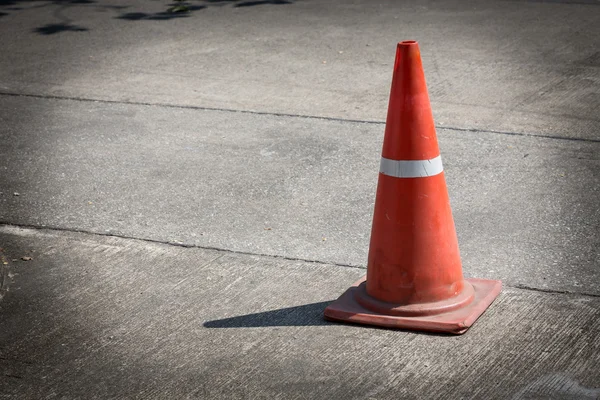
left=324, top=276, right=501, bottom=334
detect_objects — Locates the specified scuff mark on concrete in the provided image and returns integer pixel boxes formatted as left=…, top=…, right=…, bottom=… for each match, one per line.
left=0, top=249, right=10, bottom=302
left=513, top=372, right=600, bottom=400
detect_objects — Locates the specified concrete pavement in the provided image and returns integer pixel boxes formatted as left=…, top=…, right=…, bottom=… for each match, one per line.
left=0, top=0, right=599, bottom=398
left=1, top=226, right=599, bottom=399
left=1, top=0, right=600, bottom=139
left=0, top=94, right=598, bottom=294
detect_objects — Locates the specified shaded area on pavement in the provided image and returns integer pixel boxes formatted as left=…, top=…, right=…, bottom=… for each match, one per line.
left=0, top=0, right=295, bottom=34
left=204, top=301, right=332, bottom=327
left=0, top=227, right=598, bottom=399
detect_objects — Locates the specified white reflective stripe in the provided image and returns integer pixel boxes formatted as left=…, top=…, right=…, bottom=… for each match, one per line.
left=379, top=155, right=443, bottom=178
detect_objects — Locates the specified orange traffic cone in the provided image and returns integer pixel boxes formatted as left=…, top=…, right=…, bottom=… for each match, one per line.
left=324, top=41, right=501, bottom=334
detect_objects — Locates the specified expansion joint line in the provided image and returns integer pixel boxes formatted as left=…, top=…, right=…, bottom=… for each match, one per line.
left=0, top=91, right=598, bottom=143
left=0, top=222, right=598, bottom=299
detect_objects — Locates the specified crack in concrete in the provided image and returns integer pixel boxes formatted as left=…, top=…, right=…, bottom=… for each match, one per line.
left=1, top=222, right=598, bottom=299
left=1, top=91, right=599, bottom=144
left=0, top=222, right=365, bottom=271
left=512, top=284, right=600, bottom=298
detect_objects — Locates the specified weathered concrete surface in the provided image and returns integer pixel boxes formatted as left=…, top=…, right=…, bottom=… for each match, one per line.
left=1, top=95, right=598, bottom=294
left=0, top=227, right=598, bottom=399
left=0, top=0, right=599, bottom=139
left=0, top=0, right=599, bottom=398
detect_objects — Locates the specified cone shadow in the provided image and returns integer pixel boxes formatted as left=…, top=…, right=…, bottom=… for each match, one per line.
left=203, top=301, right=333, bottom=328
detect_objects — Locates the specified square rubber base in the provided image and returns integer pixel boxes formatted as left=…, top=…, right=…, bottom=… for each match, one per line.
left=324, top=276, right=501, bottom=334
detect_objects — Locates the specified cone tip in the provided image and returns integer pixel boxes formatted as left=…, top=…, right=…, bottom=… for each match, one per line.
left=399, top=40, right=418, bottom=47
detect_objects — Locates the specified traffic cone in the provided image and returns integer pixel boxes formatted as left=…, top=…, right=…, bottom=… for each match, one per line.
left=324, top=41, right=501, bottom=334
